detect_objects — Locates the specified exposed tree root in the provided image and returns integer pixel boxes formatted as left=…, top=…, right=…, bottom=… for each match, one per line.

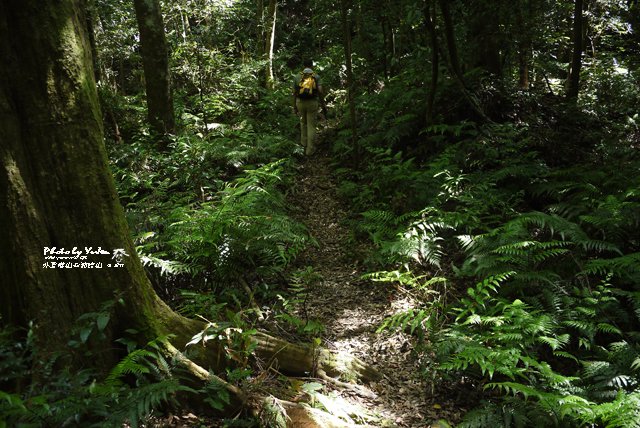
left=260, top=396, right=373, bottom=428
left=317, top=369, right=377, bottom=399
left=164, top=339, right=376, bottom=427
left=163, top=341, right=247, bottom=411
left=252, top=331, right=381, bottom=382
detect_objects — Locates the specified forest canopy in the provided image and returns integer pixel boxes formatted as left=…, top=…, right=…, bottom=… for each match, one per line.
left=1, top=0, right=640, bottom=426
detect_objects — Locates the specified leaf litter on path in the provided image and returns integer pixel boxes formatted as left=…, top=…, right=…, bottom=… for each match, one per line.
left=285, top=141, right=463, bottom=427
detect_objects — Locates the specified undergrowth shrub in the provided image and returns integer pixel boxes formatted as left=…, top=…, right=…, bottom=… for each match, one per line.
left=344, top=80, right=640, bottom=425
left=106, top=66, right=309, bottom=312
left=0, top=326, right=197, bottom=428
left=164, top=160, right=312, bottom=283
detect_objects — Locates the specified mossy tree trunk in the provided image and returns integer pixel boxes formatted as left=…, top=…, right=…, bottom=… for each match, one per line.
left=0, top=0, right=193, bottom=374
left=132, top=0, right=175, bottom=137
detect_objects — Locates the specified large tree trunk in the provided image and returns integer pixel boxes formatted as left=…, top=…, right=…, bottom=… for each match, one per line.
left=132, top=0, right=175, bottom=137
left=0, top=0, right=189, bottom=373
left=566, top=0, right=584, bottom=99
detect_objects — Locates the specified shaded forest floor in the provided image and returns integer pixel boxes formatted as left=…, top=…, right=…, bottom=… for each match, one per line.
left=284, top=134, right=464, bottom=427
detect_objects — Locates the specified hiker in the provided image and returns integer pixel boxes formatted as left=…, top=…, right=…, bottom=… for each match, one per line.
left=293, top=60, right=326, bottom=156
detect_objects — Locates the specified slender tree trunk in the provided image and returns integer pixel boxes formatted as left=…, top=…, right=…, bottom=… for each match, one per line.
left=424, top=0, right=439, bottom=124
left=354, top=1, right=372, bottom=74
left=566, top=0, right=584, bottom=99
left=265, top=0, right=277, bottom=90
left=341, top=0, right=359, bottom=164
left=0, top=0, right=190, bottom=372
left=437, top=0, right=462, bottom=81
left=436, top=0, right=491, bottom=123
left=380, top=16, right=390, bottom=79
left=257, top=0, right=265, bottom=59
left=383, top=2, right=397, bottom=76
left=180, top=11, right=189, bottom=43
left=516, top=1, right=531, bottom=90
left=132, top=0, right=175, bottom=137
left=518, top=50, right=530, bottom=90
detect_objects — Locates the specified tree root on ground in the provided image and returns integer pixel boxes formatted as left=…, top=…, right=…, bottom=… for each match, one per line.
left=259, top=396, right=374, bottom=428
left=252, top=331, right=381, bottom=382
left=164, top=331, right=381, bottom=427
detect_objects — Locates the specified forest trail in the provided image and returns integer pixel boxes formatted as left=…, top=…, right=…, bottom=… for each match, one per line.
left=286, top=136, right=457, bottom=427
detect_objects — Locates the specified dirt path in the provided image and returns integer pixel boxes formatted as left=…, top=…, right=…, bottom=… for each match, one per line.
left=286, top=140, right=454, bottom=427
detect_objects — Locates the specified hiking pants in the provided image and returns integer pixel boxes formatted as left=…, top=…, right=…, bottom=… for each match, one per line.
left=296, top=98, right=318, bottom=155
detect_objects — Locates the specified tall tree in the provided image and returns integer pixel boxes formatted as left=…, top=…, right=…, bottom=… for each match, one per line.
left=265, top=0, right=277, bottom=89
left=424, top=0, right=439, bottom=124
left=133, top=0, right=175, bottom=137
left=566, top=0, right=584, bottom=98
left=516, top=0, right=533, bottom=89
left=436, top=0, right=491, bottom=122
left=0, top=0, right=188, bottom=370
left=341, top=0, right=359, bottom=163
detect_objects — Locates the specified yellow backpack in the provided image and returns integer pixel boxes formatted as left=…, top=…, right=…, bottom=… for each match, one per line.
left=298, top=72, right=317, bottom=99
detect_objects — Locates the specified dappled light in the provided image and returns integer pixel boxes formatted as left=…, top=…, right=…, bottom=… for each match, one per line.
left=2, top=0, right=640, bottom=427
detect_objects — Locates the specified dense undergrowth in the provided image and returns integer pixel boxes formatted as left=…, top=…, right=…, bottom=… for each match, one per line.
left=333, top=52, right=640, bottom=426
left=3, top=1, right=640, bottom=426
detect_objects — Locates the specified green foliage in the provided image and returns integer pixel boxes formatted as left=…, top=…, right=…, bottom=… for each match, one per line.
left=165, top=160, right=311, bottom=283
left=0, top=328, right=196, bottom=428
left=89, top=0, right=640, bottom=425
left=367, top=270, right=447, bottom=337
left=273, top=267, right=325, bottom=338
left=351, top=77, right=640, bottom=427
left=186, top=320, right=257, bottom=368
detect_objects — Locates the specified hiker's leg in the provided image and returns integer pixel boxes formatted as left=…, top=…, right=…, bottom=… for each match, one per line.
left=296, top=99, right=307, bottom=149
left=305, top=99, right=319, bottom=155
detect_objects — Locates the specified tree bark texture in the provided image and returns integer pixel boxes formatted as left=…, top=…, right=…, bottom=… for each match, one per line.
left=566, top=0, right=584, bottom=99
left=0, top=0, right=190, bottom=372
left=132, top=0, right=175, bottom=136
